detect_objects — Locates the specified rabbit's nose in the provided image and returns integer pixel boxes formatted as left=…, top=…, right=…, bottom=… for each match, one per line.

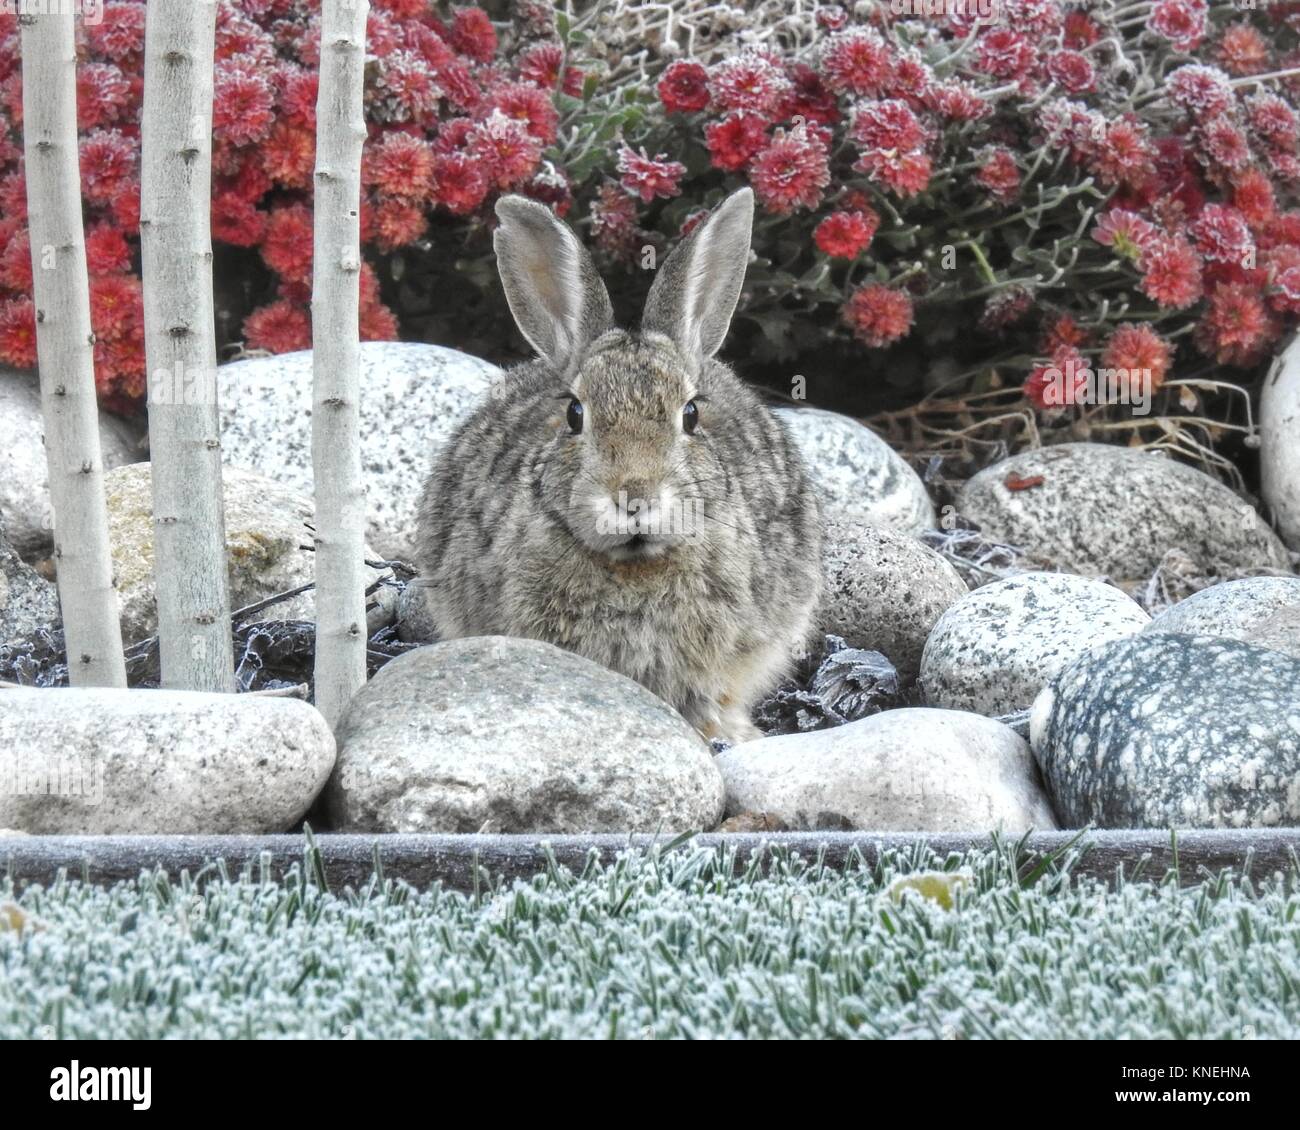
left=614, top=481, right=654, bottom=511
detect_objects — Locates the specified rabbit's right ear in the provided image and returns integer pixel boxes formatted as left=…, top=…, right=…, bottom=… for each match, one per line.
left=494, top=195, right=614, bottom=372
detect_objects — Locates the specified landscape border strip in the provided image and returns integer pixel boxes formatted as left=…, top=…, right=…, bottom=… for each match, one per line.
left=4, top=829, right=1299, bottom=892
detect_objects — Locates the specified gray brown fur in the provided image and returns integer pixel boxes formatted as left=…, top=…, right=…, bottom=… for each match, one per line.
left=415, top=189, right=822, bottom=741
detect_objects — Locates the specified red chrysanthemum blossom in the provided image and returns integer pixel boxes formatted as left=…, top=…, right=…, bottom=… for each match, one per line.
left=447, top=6, right=498, bottom=63
left=1167, top=64, right=1235, bottom=117
left=1263, top=245, right=1300, bottom=315
left=244, top=299, right=311, bottom=354
left=430, top=152, right=489, bottom=215
left=86, top=2, right=147, bottom=62
left=657, top=60, right=710, bottom=114
left=489, top=80, right=560, bottom=146
left=371, top=50, right=443, bottom=124
left=0, top=297, right=37, bottom=369
left=1268, top=150, right=1300, bottom=186
left=616, top=145, right=686, bottom=204
left=1140, top=235, right=1204, bottom=309
left=212, top=62, right=275, bottom=146
left=975, top=29, right=1034, bottom=80
left=261, top=203, right=314, bottom=284
left=520, top=160, right=573, bottom=218
left=1148, top=0, right=1208, bottom=52
left=1024, top=346, right=1090, bottom=410
left=211, top=190, right=268, bottom=247
left=371, top=198, right=428, bottom=253
left=925, top=80, right=990, bottom=123
left=261, top=122, right=315, bottom=190
left=1217, top=22, right=1271, bottom=77
left=468, top=109, right=543, bottom=189
left=851, top=98, right=927, bottom=155
left=1196, top=281, right=1277, bottom=366
left=518, top=41, right=565, bottom=90
left=89, top=274, right=143, bottom=342
left=815, top=4, right=848, bottom=31
left=76, top=62, right=130, bottom=131
left=1232, top=168, right=1277, bottom=230
left=1247, top=92, right=1299, bottom=152
left=0, top=229, right=31, bottom=291
left=749, top=124, right=830, bottom=215
left=1092, top=209, right=1158, bottom=262
left=707, top=52, right=793, bottom=122
left=434, top=116, right=475, bottom=155
left=786, top=63, right=840, bottom=126
left=1063, top=10, right=1102, bottom=49
left=705, top=113, right=769, bottom=172
left=1191, top=203, right=1255, bottom=265
left=590, top=182, right=641, bottom=259
left=1037, top=98, right=1102, bottom=160
left=976, top=147, right=1020, bottom=204
left=1102, top=323, right=1173, bottom=394
left=111, top=181, right=142, bottom=233
left=1198, top=115, right=1252, bottom=171
left=1090, top=119, right=1156, bottom=192
left=814, top=209, right=879, bottom=259
left=1000, top=0, right=1065, bottom=38
left=360, top=299, right=400, bottom=342
left=365, top=131, right=436, bottom=202
left=1046, top=50, right=1095, bottom=94
left=1041, top=314, right=1088, bottom=352
left=79, top=129, right=136, bottom=205
left=84, top=224, right=131, bottom=277
left=842, top=284, right=913, bottom=348
left=278, top=67, right=318, bottom=130
left=215, top=10, right=277, bottom=66
left=819, top=28, right=895, bottom=97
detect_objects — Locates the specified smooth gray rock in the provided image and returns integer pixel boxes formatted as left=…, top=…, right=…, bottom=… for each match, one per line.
left=775, top=406, right=934, bottom=534
left=0, top=687, right=335, bottom=833
left=326, top=636, right=725, bottom=834
left=1030, top=633, right=1300, bottom=829
left=217, top=342, right=499, bottom=560
left=104, top=462, right=387, bottom=645
left=1144, top=576, right=1300, bottom=658
left=920, top=572, right=1150, bottom=716
left=957, top=443, right=1290, bottom=580
left=0, top=509, right=59, bottom=647
left=0, top=366, right=143, bottom=560
left=1261, top=336, right=1300, bottom=550
left=717, top=708, right=1058, bottom=833
left=820, top=518, right=968, bottom=678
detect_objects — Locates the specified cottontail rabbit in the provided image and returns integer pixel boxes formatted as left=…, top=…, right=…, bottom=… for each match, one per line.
left=416, top=188, right=822, bottom=743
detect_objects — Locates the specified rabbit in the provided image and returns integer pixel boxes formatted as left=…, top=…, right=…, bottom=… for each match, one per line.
left=415, top=187, right=822, bottom=744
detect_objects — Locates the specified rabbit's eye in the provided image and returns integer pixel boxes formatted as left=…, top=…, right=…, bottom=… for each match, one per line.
left=566, top=399, right=584, bottom=434
left=682, top=400, right=699, bottom=435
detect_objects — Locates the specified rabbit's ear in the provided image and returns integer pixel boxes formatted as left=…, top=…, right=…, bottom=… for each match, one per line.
left=494, top=194, right=614, bottom=371
left=642, top=187, right=754, bottom=360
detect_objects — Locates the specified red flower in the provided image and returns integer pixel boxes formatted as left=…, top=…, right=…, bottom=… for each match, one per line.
left=787, top=64, right=840, bottom=126
left=1196, top=281, right=1277, bottom=366
left=518, top=42, right=565, bottom=90
left=658, top=61, right=710, bottom=114
left=111, top=182, right=142, bottom=233
left=708, top=52, right=792, bottom=122
left=925, top=81, right=990, bottom=123
left=814, top=209, right=878, bottom=259
left=215, top=9, right=277, bottom=66
left=361, top=299, right=400, bottom=341
left=365, top=131, right=436, bottom=202
left=211, top=191, right=267, bottom=247
left=521, top=161, right=573, bottom=218
left=1024, top=346, right=1089, bottom=410
left=819, top=28, right=895, bottom=97
left=1091, top=120, right=1156, bottom=192
left=1041, top=314, right=1087, bottom=352
left=213, top=62, right=274, bottom=146
left=1232, top=168, right=1277, bottom=229
left=1063, top=11, right=1102, bottom=49
left=87, top=2, right=147, bottom=62
left=748, top=124, right=830, bottom=215
left=372, top=50, right=442, bottom=124
left=1092, top=209, right=1158, bottom=262
left=590, top=183, right=641, bottom=259
left=1191, top=203, right=1255, bottom=265
left=842, top=284, right=913, bottom=348
left=0, top=297, right=37, bottom=369
left=244, top=300, right=311, bottom=354
left=489, top=80, right=560, bottom=146
left=616, top=146, right=686, bottom=204
left=1247, top=93, right=1299, bottom=153
left=278, top=67, right=318, bottom=130
left=79, top=129, right=136, bottom=205
left=261, top=203, right=314, bottom=284
left=851, top=99, right=927, bottom=156
left=1046, top=51, right=1095, bottom=94
left=705, top=113, right=768, bottom=173
left=85, top=224, right=131, bottom=277
left=371, top=198, right=428, bottom=252
left=1167, top=65, right=1235, bottom=117
left=1198, top=116, right=1251, bottom=171
left=76, top=62, right=130, bottom=131
left=1148, top=0, right=1208, bottom=52
left=1265, top=246, right=1300, bottom=315
left=1102, top=323, right=1173, bottom=394
left=975, top=29, right=1034, bottom=80
left=1140, top=236, right=1204, bottom=309
left=89, top=274, right=143, bottom=342
left=430, top=152, right=489, bottom=215
left=976, top=147, right=1020, bottom=204
left=261, top=122, right=315, bottom=190
left=447, top=7, right=498, bottom=63
left=1217, top=23, right=1271, bottom=77
left=467, top=109, right=542, bottom=189
left=0, top=229, right=31, bottom=291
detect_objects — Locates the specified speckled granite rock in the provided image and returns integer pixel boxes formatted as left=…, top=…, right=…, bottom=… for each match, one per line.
left=957, top=443, right=1289, bottom=579
left=0, top=367, right=143, bottom=560
left=325, top=636, right=724, bottom=834
left=0, top=687, right=335, bottom=833
left=775, top=406, right=934, bottom=534
left=1261, top=336, right=1300, bottom=550
left=1030, top=633, right=1300, bottom=829
left=920, top=572, right=1150, bottom=716
left=717, top=708, right=1057, bottom=833
left=218, top=342, right=499, bottom=560
left=105, top=462, right=387, bottom=644
left=1144, top=577, right=1300, bottom=659
left=0, top=510, right=59, bottom=647
left=821, top=518, right=968, bottom=678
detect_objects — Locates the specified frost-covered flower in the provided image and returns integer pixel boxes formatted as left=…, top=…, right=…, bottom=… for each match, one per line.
left=843, top=284, right=913, bottom=347
left=748, top=124, right=830, bottom=215
left=617, top=146, right=687, bottom=203
left=814, top=209, right=879, bottom=259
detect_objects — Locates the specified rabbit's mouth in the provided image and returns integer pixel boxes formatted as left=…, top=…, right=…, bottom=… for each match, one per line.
left=605, top=532, right=673, bottom=562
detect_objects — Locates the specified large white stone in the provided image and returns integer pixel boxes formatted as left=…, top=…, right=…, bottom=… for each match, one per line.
left=217, top=342, right=500, bottom=560
left=775, top=406, right=935, bottom=534
left=0, top=687, right=335, bottom=833
left=1261, top=336, right=1300, bottom=551
left=325, top=636, right=725, bottom=834
left=1144, top=576, right=1300, bottom=659
left=717, top=708, right=1057, bottom=833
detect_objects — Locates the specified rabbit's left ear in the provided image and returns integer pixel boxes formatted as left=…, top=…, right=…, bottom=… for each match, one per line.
left=494, top=195, right=614, bottom=372
left=641, top=188, right=754, bottom=359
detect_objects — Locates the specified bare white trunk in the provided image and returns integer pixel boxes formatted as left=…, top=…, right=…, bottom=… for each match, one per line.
left=140, top=0, right=234, bottom=692
left=20, top=9, right=127, bottom=688
left=311, top=0, right=370, bottom=728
